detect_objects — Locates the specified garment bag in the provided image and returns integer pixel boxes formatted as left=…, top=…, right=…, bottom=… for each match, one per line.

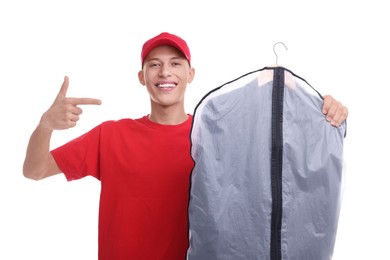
left=187, top=67, right=346, bottom=260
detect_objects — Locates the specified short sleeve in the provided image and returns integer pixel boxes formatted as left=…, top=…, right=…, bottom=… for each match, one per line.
left=51, top=125, right=101, bottom=181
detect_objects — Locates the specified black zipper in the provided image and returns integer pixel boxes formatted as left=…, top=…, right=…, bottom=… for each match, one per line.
left=270, top=67, right=284, bottom=260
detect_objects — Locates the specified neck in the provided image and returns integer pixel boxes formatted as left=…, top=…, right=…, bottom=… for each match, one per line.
left=149, top=104, right=188, bottom=125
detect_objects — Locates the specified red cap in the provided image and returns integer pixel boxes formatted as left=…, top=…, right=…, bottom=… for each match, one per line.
left=141, top=32, right=191, bottom=65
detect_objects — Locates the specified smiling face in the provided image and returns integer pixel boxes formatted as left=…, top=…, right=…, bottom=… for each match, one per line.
left=138, top=45, right=195, bottom=114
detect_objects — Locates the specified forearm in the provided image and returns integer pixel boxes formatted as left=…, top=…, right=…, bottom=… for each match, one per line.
left=23, top=123, right=60, bottom=180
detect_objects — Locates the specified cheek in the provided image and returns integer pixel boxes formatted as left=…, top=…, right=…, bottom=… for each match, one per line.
left=141, top=73, right=153, bottom=86
left=179, top=71, right=192, bottom=83
left=186, top=70, right=194, bottom=83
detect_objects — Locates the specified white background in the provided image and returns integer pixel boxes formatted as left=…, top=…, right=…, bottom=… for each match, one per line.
left=1, top=0, right=389, bottom=259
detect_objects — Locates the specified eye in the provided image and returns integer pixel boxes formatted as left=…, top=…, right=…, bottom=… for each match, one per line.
left=172, top=61, right=182, bottom=66
left=149, top=62, right=160, bottom=68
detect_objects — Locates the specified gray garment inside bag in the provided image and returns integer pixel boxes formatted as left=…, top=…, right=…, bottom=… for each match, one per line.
left=187, top=67, right=346, bottom=260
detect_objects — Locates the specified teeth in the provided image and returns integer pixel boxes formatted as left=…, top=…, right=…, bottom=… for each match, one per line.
left=157, top=84, right=175, bottom=88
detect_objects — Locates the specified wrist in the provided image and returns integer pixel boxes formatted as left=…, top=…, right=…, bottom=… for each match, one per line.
left=38, top=113, right=54, bottom=132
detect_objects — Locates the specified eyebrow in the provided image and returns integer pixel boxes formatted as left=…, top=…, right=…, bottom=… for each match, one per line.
left=146, top=56, right=185, bottom=62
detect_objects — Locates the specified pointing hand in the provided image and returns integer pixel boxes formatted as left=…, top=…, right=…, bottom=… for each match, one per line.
left=39, top=76, right=102, bottom=130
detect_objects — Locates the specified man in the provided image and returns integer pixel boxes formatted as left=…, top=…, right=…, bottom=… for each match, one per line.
left=23, top=32, right=348, bottom=259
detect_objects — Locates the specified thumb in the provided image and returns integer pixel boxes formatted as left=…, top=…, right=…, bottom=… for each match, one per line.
left=56, top=76, right=69, bottom=100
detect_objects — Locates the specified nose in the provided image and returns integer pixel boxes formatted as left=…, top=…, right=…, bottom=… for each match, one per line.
left=158, top=63, right=172, bottom=77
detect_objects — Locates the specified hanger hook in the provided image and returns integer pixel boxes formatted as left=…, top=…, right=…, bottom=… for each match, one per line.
left=273, top=42, right=288, bottom=64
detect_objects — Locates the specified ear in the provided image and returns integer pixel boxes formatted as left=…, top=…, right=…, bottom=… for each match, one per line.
left=138, top=70, right=145, bottom=85
left=187, top=67, right=195, bottom=84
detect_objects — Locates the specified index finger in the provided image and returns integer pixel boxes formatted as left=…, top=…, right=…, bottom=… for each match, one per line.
left=321, top=95, right=333, bottom=114
left=68, top=97, right=102, bottom=105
